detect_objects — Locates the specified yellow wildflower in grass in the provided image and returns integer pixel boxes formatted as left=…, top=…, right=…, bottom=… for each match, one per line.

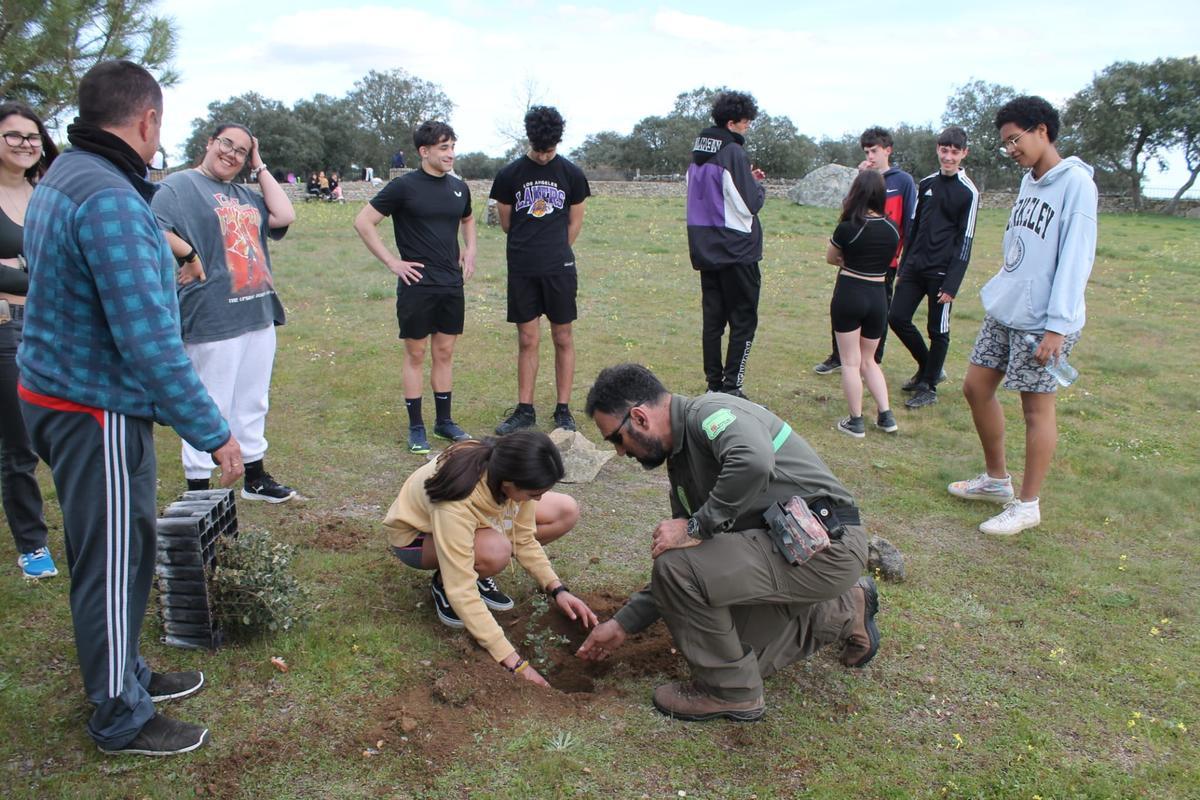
left=1150, top=627, right=1160, bottom=636
left=953, top=733, right=964, bottom=749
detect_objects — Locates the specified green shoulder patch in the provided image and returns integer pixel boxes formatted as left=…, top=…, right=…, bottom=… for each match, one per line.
left=701, top=408, right=736, bottom=440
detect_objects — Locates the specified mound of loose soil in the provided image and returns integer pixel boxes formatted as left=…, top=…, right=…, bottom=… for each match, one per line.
left=354, top=591, right=685, bottom=772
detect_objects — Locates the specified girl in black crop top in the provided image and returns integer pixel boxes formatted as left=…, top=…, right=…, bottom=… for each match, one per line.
left=824, top=169, right=898, bottom=438
left=0, top=101, right=60, bottom=577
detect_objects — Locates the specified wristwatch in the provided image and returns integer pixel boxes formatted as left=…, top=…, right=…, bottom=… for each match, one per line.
left=178, top=248, right=198, bottom=265
left=686, top=516, right=702, bottom=540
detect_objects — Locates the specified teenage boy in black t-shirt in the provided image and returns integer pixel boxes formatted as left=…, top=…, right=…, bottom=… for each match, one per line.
left=888, top=126, right=980, bottom=409
left=354, top=121, right=477, bottom=454
left=489, top=106, right=591, bottom=435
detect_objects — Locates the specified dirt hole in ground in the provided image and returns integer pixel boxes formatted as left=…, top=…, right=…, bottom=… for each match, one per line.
left=351, top=591, right=686, bottom=773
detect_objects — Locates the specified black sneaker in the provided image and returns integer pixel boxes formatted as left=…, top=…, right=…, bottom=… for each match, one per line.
left=407, top=425, right=431, bottom=455
left=875, top=410, right=898, bottom=433
left=148, top=671, right=204, bottom=703
left=552, top=407, right=577, bottom=432
left=720, top=387, right=749, bottom=400
left=433, top=420, right=471, bottom=442
left=905, top=388, right=938, bottom=409
left=242, top=472, right=297, bottom=503
left=476, top=576, right=514, bottom=610
left=430, top=571, right=464, bottom=628
left=99, top=713, right=209, bottom=756
left=814, top=355, right=841, bottom=375
left=495, top=406, right=536, bottom=436
left=837, top=415, right=866, bottom=438
left=902, top=369, right=946, bottom=392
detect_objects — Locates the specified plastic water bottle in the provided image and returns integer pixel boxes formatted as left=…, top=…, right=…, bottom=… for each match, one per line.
left=1023, top=334, right=1078, bottom=388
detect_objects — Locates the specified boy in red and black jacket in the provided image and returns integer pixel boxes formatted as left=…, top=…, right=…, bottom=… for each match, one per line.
left=814, top=127, right=916, bottom=374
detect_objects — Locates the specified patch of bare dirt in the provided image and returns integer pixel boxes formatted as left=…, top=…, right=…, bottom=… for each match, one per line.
left=350, top=592, right=685, bottom=779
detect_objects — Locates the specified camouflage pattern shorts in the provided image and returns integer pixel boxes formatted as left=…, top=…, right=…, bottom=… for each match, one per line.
left=969, top=315, right=1080, bottom=393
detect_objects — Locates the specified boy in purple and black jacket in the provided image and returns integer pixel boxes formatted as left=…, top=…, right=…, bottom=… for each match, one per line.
left=685, top=90, right=766, bottom=399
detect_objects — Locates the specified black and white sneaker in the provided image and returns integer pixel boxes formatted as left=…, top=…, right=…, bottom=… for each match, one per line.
left=242, top=472, right=297, bottom=503
left=148, top=670, right=205, bottom=703
left=476, top=576, right=514, bottom=610
left=814, top=355, right=842, bottom=375
left=430, top=571, right=464, bottom=628
left=100, top=713, right=209, bottom=756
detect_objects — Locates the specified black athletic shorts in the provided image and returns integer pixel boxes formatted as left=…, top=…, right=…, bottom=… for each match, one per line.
left=396, top=288, right=464, bottom=339
left=830, top=274, right=888, bottom=339
left=507, top=271, right=578, bottom=325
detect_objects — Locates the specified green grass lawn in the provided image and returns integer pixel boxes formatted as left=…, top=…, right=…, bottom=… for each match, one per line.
left=1, top=197, right=1197, bottom=799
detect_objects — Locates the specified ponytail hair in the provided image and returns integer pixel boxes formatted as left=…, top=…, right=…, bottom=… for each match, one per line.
left=424, top=430, right=565, bottom=503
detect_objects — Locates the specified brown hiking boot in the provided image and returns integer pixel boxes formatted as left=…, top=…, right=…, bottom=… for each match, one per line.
left=652, top=681, right=764, bottom=722
left=841, top=576, right=881, bottom=667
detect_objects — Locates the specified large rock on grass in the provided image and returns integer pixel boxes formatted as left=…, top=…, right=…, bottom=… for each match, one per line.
left=867, top=535, right=906, bottom=582
left=549, top=429, right=614, bottom=483
left=788, top=164, right=858, bottom=208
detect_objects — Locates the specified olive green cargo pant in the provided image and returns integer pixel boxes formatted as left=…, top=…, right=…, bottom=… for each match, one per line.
left=651, top=525, right=868, bottom=701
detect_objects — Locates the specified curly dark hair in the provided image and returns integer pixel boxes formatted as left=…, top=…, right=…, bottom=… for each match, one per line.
left=585, top=364, right=670, bottom=418
left=413, top=120, right=456, bottom=150
left=524, top=106, right=565, bottom=151
left=859, top=127, right=893, bottom=150
left=711, top=91, right=758, bottom=128
left=995, top=96, right=1060, bottom=142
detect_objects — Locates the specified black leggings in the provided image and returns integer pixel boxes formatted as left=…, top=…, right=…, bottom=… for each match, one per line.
left=830, top=275, right=888, bottom=340
left=888, top=270, right=952, bottom=386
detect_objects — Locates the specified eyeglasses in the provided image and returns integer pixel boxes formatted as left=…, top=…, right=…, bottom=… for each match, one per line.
left=998, top=128, right=1034, bottom=154
left=604, top=407, right=636, bottom=447
left=215, top=136, right=250, bottom=160
left=3, top=132, right=42, bottom=148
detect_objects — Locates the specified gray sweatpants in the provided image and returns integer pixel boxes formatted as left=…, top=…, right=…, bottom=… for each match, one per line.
left=651, top=525, right=868, bottom=701
left=20, top=395, right=157, bottom=749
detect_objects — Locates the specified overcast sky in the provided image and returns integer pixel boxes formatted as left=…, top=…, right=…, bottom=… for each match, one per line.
left=156, top=0, right=1199, bottom=189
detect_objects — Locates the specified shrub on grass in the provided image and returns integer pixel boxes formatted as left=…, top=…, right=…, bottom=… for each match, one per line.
left=211, top=529, right=308, bottom=638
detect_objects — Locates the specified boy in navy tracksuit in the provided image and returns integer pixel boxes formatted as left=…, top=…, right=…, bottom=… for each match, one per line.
left=889, top=126, right=980, bottom=409
left=814, top=127, right=916, bottom=374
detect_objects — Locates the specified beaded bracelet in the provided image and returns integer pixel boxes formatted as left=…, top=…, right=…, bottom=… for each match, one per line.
left=506, top=657, right=527, bottom=674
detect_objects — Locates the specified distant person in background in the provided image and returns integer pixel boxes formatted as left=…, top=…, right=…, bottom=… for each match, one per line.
left=685, top=90, right=766, bottom=399
left=392, top=150, right=406, bottom=169
left=814, top=127, right=916, bottom=375
left=330, top=171, right=343, bottom=202
left=490, top=106, right=591, bottom=436
left=354, top=120, right=477, bottom=454
left=950, top=96, right=1097, bottom=536
left=306, top=171, right=320, bottom=199
left=318, top=170, right=330, bottom=198
left=825, top=169, right=899, bottom=438
left=152, top=122, right=299, bottom=502
left=0, top=101, right=59, bottom=579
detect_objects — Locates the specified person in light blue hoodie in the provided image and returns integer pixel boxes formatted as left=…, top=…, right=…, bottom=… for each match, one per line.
left=948, top=96, right=1097, bottom=536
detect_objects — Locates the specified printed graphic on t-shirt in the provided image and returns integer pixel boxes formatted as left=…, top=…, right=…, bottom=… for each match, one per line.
left=514, top=182, right=567, bottom=218
left=212, top=193, right=272, bottom=296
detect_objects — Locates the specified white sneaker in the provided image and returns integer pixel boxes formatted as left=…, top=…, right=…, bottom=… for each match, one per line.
left=948, top=473, right=1014, bottom=503
left=979, top=499, right=1041, bottom=536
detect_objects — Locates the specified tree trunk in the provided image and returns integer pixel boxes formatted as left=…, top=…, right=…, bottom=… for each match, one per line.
left=1163, top=164, right=1200, bottom=215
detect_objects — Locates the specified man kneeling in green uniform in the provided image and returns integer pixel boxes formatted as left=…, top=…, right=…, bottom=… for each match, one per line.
left=578, top=363, right=880, bottom=721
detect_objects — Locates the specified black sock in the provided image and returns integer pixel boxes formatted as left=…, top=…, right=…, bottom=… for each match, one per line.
left=517, top=402, right=534, bottom=414
left=244, top=459, right=264, bottom=482
left=555, top=402, right=570, bottom=414
left=186, top=477, right=210, bottom=491
left=434, top=391, right=452, bottom=423
left=405, top=397, right=424, bottom=428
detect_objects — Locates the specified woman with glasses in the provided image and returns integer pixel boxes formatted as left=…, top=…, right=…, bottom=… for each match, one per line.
left=151, top=123, right=299, bottom=501
left=825, top=169, right=899, bottom=438
left=384, top=430, right=593, bottom=688
left=0, top=102, right=60, bottom=578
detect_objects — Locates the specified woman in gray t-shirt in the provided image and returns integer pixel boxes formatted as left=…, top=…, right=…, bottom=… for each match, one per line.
left=152, top=123, right=298, bottom=502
